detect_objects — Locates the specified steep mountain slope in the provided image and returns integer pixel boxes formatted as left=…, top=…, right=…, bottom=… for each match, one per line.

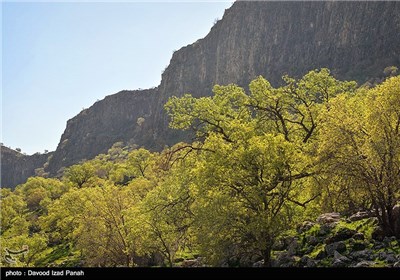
left=2, top=1, right=400, bottom=187
left=0, top=146, right=52, bottom=188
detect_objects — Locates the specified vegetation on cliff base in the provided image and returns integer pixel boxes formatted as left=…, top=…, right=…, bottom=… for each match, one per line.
left=1, top=69, right=399, bottom=267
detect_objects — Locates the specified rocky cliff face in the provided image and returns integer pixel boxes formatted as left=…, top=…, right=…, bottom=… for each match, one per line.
left=45, top=89, right=162, bottom=175
left=1, top=146, right=52, bottom=189
left=3, top=1, right=400, bottom=186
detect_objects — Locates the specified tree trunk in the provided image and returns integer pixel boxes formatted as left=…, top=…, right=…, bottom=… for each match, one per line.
left=262, top=246, right=272, bottom=267
left=384, top=205, right=400, bottom=238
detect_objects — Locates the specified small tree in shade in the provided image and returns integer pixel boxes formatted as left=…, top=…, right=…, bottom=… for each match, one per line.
left=137, top=117, right=145, bottom=127
left=383, top=66, right=398, bottom=77
left=16, top=148, right=21, bottom=153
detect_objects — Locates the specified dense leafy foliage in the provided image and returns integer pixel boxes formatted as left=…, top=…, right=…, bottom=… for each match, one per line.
left=1, top=70, right=399, bottom=267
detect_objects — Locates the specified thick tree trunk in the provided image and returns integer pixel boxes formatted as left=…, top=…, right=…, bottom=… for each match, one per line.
left=384, top=206, right=400, bottom=238
left=262, top=246, right=272, bottom=267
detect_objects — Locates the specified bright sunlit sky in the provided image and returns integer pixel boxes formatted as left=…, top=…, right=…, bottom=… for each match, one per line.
left=2, top=0, right=233, bottom=155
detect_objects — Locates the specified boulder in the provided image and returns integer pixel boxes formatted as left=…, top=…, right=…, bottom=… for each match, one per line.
left=332, top=259, right=347, bottom=267
left=352, top=232, right=365, bottom=240
left=253, top=260, right=264, bottom=267
left=352, top=242, right=366, bottom=251
left=301, top=245, right=314, bottom=255
left=334, top=251, right=351, bottom=263
left=315, top=250, right=327, bottom=260
left=317, top=213, right=341, bottom=224
left=354, top=261, right=377, bottom=267
left=371, top=226, right=385, bottom=241
left=318, top=224, right=334, bottom=236
left=287, top=238, right=299, bottom=256
left=274, top=252, right=297, bottom=267
left=325, top=241, right=346, bottom=256
left=383, top=236, right=397, bottom=244
left=297, top=221, right=316, bottom=233
left=349, top=211, right=371, bottom=222
left=182, top=259, right=197, bottom=267
left=181, top=257, right=203, bottom=267
left=326, top=228, right=357, bottom=244
left=350, top=249, right=374, bottom=261
left=386, top=254, right=398, bottom=264
left=299, top=256, right=317, bottom=268
left=332, top=251, right=351, bottom=267
left=378, top=252, right=397, bottom=263
left=306, top=236, right=320, bottom=246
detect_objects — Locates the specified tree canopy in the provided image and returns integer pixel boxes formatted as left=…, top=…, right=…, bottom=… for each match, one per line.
left=1, top=70, right=399, bottom=267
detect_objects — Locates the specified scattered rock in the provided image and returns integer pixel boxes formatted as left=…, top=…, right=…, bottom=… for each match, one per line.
left=325, top=241, right=346, bottom=256
left=300, top=255, right=317, bottom=267
left=302, top=246, right=315, bottom=255
left=318, top=224, right=334, bottom=236
left=349, top=211, right=371, bottom=222
left=326, top=228, right=357, bottom=244
left=332, top=259, right=346, bottom=267
left=306, top=235, right=320, bottom=246
left=354, top=261, right=377, bottom=267
left=269, top=212, right=399, bottom=267
left=371, top=226, right=385, bottom=241
left=287, top=238, right=299, bottom=256
left=317, top=213, right=341, bottom=224
left=253, top=260, right=264, bottom=267
left=282, top=236, right=296, bottom=249
left=181, top=257, right=203, bottom=267
left=352, top=242, right=366, bottom=251
left=372, top=241, right=386, bottom=250
left=274, top=252, right=296, bottom=267
left=385, top=253, right=397, bottom=264
left=383, top=236, right=397, bottom=244
left=334, top=251, right=350, bottom=263
left=352, top=232, right=365, bottom=240
left=182, top=259, right=197, bottom=267
left=299, top=255, right=309, bottom=266
left=378, top=252, right=397, bottom=263
left=297, top=221, right=315, bottom=233
left=306, top=258, right=317, bottom=267
left=315, top=250, right=326, bottom=260
left=332, top=251, right=351, bottom=267
left=350, top=249, right=374, bottom=261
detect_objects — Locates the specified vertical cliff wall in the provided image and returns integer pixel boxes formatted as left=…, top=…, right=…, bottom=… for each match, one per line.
left=1, top=146, right=51, bottom=188
left=3, top=1, right=400, bottom=187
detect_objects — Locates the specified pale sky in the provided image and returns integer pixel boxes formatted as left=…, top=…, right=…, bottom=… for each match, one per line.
left=2, top=0, right=233, bottom=155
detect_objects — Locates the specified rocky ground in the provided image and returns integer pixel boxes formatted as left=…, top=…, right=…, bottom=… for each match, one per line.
left=178, top=212, right=400, bottom=268
left=255, top=212, right=400, bottom=268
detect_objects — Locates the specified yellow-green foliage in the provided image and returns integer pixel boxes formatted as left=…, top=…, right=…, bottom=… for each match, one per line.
left=1, top=71, right=399, bottom=267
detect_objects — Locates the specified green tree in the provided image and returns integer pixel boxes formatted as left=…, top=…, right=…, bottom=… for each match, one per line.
left=318, top=75, right=400, bottom=237
left=0, top=233, right=47, bottom=267
left=63, top=162, right=96, bottom=188
left=0, top=189, right=27, bottom=234
left=165, top=69, right=350, bottom=266
left=129, top=152, right=195, bottom=267
left=41, top=182, right=143, bottom=266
